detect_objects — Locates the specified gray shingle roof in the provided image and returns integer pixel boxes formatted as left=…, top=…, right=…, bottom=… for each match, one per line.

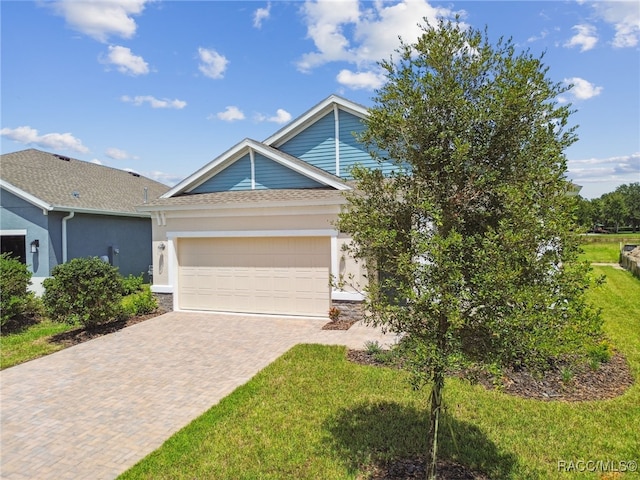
left=141, top=188, right=347, bottom=209
left=1, top=149, right=169, bottom=215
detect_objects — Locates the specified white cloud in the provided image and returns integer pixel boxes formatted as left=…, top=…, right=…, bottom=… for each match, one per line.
left=564, top=77, right=604, bottom=100
left=567, top=152, right=640, bottom=196
left=49, top=0, right=150, bottom=43
left=336, top=69, right=385, bottom=90
left=145, top=170, right=182, bottom=186
left=198, top=47, right=228, bottom=79
left=216, top=106, right=245, bottom=122
left=564, top=24, right=598, bottom=52
left=591, top=0, right=640, bottom=48
left=90, top=159, right=103, bottom=165
left=297, top=0, right=456, bottom=73
left=0, top=126, right=89, bottom=153
left=121, top=95, right=187, bottom=109
left=103, top=45, right=149, bottom=76
left=105, top=147, right=136, bottom=160
left=253, top=3, right=271, bottom=28
left=255, top=109, right=292, bottom=124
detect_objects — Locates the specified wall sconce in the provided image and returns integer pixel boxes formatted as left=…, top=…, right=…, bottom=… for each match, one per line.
left=157, top=242, right=166, bottom=251
left=30, top=239, right=39, bottom=253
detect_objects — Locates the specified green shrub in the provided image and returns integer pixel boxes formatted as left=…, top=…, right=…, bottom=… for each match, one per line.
left=42, top=257, right=124, bottom=328
left=121, top=273, right=145, bottom=296
left=0, top=253, right=38, bottom=327
left=121, top=285, right=157, bottom=316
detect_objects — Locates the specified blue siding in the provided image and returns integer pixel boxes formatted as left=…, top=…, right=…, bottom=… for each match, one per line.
left=278, top=112, right=336, bottom=174
left=254, top=154, right=324, bottom=190
left=338, top=110, right=396, bottom=179
left=0, top=188, right=51, bottom=277
left=190, top=155, right=252, bottom=193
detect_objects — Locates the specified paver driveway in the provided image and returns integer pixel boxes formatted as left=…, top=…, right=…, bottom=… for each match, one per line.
left=1, top=311, right=397, bottom=480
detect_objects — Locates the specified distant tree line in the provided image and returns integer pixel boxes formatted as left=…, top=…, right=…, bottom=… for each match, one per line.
left=575, top=183, right=640, bottom=233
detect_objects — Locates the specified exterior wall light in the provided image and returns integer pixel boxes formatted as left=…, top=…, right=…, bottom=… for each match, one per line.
left=30, top=239, right=39, bottom=253
left=158, top=242, right=166, bottom=251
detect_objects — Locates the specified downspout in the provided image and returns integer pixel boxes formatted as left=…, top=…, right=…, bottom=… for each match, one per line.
left=61, top=211, right=75, bottom=263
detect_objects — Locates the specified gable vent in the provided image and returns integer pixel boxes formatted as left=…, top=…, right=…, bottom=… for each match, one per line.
left=53, top=154, right=71, bottom=161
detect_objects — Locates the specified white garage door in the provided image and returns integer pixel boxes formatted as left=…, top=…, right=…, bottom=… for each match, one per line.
left=178, top=237, right=330, bottom=317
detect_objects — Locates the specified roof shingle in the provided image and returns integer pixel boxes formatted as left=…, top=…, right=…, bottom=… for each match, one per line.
left=1, top=149, right=169, bottom=214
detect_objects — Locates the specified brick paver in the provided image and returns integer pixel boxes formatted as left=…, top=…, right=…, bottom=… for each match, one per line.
left=1, top=312, right=397, bottom=480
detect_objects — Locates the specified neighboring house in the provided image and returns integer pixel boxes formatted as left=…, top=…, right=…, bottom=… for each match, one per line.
left=0, top=149, right=169, bottom=293
left=139, top=95, right=396, bottom=318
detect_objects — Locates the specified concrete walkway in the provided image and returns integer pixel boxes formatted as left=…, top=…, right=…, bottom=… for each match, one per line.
left=1, top=312, right=398, bottom=480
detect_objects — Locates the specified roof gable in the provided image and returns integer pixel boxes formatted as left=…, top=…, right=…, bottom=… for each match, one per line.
left=264, top=94, right=368, bottom=148
left=163, top=139, right=349, bottom=198
left=0, top=149, right=169, bottom=215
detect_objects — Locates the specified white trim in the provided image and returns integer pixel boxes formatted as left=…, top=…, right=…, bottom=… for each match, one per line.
left=1, top=180, right=52, bottom=211
left=264, top=95, right=368, bottom=147
left=150, top=285, right=173, bottom=294
left=331, top=290, right=365, bottom=301
left=334, top=104, right=340, bottom=176
left=167, top=229, right=338, bottom=239
left=172, top=309, right=327, bottom=320
left=167, top=238, right=178, bottom=310
left=162, top=138, right=350, bottom=198
left=331, top=235, right=339, bottom=287
left=0, top=229, right=27, bottom=236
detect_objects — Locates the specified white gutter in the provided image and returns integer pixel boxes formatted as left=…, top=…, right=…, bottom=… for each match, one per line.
left=61, top=211, right=75, bottom=263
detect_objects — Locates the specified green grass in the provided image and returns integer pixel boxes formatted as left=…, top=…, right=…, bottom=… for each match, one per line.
left=579, top=242, right=622, bottom=263
left=0, top=320, right=76, bottom=369
left=120, top=266, right=639, bottom=480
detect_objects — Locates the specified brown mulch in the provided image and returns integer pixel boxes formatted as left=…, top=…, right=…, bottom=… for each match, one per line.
left=363, top=459, right=490, bottom=480
left=48, top=310, right=165, bottom=347
left=322, top=318, right=359, bottom=330
left=348, top=348, right=635, bottom=479
left=348, top=350, right=633, bottom=402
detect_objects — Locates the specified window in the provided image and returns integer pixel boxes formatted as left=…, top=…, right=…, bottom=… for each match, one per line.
left=1, top=235, right=26, bottom=264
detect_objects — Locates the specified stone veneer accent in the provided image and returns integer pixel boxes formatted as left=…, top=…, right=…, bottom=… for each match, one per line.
left=331, top=299, right=364, bottom=322
left=153, top=293, right=174, bottom=312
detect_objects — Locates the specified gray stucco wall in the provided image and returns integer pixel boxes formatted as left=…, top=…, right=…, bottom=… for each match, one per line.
left=1, top=188, right=154, bottom=283
left=65, top=213, right=153, bottom=281
left=0, top=189, right=51, bottom=278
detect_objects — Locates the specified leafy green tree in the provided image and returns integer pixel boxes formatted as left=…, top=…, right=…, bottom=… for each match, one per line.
left=616, top=183, right=640, bottom=232
left=338, top=20, right=603, bottom=479
left=574, top=195, right=595, bottom=230
left=600, top=191, right=627, bottom=233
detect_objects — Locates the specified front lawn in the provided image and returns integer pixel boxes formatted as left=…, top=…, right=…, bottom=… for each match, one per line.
left=0, top=320, right=76, bottom=369
left=120, top=264, right=639, bottom=479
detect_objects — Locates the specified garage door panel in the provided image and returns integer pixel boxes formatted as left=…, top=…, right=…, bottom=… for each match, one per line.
left=178, top=237, right=329, bottom=316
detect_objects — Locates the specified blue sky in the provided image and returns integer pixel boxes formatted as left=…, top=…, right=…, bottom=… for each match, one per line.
left=1, top=0, right=638, bottom=199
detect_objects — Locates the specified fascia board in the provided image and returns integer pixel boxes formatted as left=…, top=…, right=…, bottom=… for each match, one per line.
left=263, top=95, right=369, bottom=147
left=50, top=206, right=151, bottom=218
left=0, top=180, right=52, bottom=211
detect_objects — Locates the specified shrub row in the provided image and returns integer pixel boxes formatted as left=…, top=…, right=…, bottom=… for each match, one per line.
left=1, top=256, right=157, bottom=330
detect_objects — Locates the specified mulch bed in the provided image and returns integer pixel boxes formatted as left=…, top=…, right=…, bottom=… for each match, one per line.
left=363, top=458, right=490, bottom=480
left=348, top=350, right=633, bottom=402
left=48, top=310, right=165, bottom=347
left=322, top=318, right=359, bottom=330
left=348, top=348, right=634, bottom=479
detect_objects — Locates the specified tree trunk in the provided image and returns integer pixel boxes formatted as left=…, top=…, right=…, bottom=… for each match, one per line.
left=426, top=369, right=444, bottom=480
